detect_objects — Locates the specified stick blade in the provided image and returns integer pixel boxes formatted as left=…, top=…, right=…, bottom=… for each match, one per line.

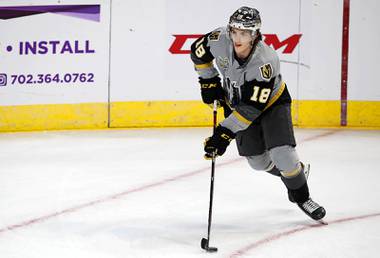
left=201, top=238, right=218, bottom=252
left=207, top=247, right=218, bottom=252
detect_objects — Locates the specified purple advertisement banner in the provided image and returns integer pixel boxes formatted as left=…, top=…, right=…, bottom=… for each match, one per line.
left=0, top=5, right=100, bottom=22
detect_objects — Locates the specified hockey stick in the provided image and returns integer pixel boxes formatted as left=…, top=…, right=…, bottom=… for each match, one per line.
left=200, top=100, right=218, bottom=253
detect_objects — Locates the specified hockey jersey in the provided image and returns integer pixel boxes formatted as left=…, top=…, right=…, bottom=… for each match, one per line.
left=190, top=27, right=291, bottom=133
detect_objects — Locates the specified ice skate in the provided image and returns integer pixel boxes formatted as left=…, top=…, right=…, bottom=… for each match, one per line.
left=297, top=198, right=326, bottom=221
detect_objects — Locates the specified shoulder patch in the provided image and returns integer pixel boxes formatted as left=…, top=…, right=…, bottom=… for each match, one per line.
left=208, top=31, right=221, bottom=41
left=259, top=63, right=273, bottom=80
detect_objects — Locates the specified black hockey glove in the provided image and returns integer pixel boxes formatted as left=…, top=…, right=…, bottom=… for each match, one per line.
left=199, top=76, right=225, bottom=104
left=204, top=125, right=235, bottom=159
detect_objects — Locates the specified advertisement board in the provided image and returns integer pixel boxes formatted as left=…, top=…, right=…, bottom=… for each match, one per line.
left=110, top=0, right=305, bottom=101
left=0, top=2, right=110, bottom=106
left=0, top=0, right=379, bottom=131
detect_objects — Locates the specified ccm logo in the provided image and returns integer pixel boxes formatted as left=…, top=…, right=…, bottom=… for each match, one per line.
left=169, top=34, right=302, bottom=54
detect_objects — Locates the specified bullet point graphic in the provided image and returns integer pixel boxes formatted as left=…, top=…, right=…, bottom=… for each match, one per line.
left=6, top=46, right=13, bottom=52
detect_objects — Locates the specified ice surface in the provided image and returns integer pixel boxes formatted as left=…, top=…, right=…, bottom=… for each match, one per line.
left=0, top=128, right=379, bottom=258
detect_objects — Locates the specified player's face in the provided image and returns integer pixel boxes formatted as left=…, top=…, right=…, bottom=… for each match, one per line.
left=230, top=27, right=253, bottom=58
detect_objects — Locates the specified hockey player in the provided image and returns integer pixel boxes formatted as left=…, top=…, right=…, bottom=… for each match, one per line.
left=190, top=6, right=326, bottom=221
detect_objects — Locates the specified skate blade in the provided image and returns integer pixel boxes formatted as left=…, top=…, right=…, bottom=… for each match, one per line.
left=316, top=219, right=328, bottom=225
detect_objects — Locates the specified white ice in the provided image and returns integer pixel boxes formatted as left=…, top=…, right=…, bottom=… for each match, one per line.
left=0, top=128, right=379, bottom=258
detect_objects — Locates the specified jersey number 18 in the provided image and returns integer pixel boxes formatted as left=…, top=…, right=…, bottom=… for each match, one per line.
left=195, top=37, right=206, bottom=58
left=251, top=86, right=271, bottom=103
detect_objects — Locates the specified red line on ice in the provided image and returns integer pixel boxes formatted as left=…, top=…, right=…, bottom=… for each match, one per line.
left=0, top=158, right=240, bottom=234
left=229, top=212, right=380, bottom=258
left=0, top=130, right=337, bottom=234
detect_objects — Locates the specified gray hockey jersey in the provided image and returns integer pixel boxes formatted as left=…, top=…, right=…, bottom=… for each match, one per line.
left=190, top=27, right=290, bottom=133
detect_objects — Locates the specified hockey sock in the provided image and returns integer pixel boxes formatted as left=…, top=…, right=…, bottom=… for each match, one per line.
left=280, top=163, right=310, bottom=203
left=288, top=182, right=310, bottom=203
left=266, top=166, right=281, bottom=177
left=280, top=163, right=306, bottom=190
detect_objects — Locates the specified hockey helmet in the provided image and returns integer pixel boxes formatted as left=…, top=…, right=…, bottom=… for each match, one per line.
left=228, top=6, right=261, bottom=36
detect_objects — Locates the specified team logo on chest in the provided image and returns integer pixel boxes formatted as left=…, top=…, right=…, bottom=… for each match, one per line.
left=259, top=63, right=273, bottom=80
left=217, top=56, right=230, bottom=70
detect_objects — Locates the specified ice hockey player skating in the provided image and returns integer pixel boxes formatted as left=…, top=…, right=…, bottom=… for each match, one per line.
left=190, top=6, right=326, bottom=221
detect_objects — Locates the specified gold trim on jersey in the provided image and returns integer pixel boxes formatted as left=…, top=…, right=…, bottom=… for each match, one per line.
left=232, top=110, right=252, bottom=125
left=194, top=62, right=214, bottom=69
left=264, top=81, right=286, bottom=111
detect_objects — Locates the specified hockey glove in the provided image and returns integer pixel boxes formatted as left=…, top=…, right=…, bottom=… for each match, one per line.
left=204, top=125, right=235, bottom=159
left=199, top=76, right=225, bottom=104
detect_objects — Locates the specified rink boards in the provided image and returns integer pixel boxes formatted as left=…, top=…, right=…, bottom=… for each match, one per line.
left=1, top=100, right=379, bottom=132
left=0, top=0, right=379, bottom=131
